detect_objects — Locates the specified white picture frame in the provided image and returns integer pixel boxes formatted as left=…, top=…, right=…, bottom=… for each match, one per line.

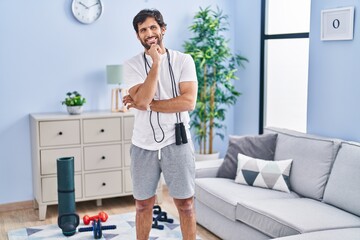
left=321, top=6, right=355, bottom=41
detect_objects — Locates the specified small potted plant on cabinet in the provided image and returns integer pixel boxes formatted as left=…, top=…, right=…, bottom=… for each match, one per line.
left=184, top=6, right=248, bottom=160
left=62, top=91, right=86, bottom=115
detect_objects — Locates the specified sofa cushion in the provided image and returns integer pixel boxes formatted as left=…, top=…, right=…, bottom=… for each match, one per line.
left=323, top=142, right=360, bottom=217
left=274, top=228, right=360, bottom=240
left=195, top=159, right=224, bottom=178
left=195, top=178, right=299, bottom=221
left=217, top=133, right=278, bottom=179
left=236, top=198, right=360, bottom=238
left=264, top=127, right=341, bottom=200
left=235, top=153, right=293, bottom=193
left=196, top=200, right=271, bottom=240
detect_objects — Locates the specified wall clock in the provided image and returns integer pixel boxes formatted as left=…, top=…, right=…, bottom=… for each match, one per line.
left=72, top=0, right=103, bottom=24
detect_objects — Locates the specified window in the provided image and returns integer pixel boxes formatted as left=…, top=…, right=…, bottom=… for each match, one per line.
left=260, top=0, right=311, bottom=133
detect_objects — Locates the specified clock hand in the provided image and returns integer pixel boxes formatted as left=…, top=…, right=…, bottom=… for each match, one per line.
left=89, top=2, right=99, bottom=8
left=79, top=1, right=89, bottom=9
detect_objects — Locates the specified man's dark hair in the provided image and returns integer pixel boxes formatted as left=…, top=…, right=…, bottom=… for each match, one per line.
left=133, top=9, right=167, bottom=33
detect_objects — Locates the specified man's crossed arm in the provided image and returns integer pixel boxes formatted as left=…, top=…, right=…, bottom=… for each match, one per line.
left=123, top=81, right=197, bottom=113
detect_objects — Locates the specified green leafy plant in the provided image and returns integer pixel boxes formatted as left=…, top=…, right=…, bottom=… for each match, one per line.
left=61, top=91, right=86, bottom=106
left=184, top=6, right=248, bottom=154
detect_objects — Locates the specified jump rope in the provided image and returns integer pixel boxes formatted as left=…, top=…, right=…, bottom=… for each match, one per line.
left=143, top=48, right=188, bottom=145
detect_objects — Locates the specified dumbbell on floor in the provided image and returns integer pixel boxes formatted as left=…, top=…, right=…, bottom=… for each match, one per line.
left=83, top=211, right=108, bottom=225
left=79, top=219, right=117, bottom=239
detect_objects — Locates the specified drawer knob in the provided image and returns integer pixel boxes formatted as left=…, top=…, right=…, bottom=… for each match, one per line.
left=102, top=182, right=106, bottom=186
left=100, top=129, right=105, bottom=133
left=101, top=156, right=106, bottom=160
left=58, top=131, right=63, bottom=135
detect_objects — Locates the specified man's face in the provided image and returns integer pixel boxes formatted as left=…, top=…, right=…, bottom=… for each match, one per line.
left=137, top=17, right=165, bottom=50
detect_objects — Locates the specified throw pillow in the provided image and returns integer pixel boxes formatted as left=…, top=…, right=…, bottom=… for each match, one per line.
left=216, top=133, right=278, bottom=179
left=235, top=153, right=293, bottom=193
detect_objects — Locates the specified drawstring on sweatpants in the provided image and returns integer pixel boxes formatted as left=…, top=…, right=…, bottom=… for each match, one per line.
left=158, top=149, right=161, bottom=160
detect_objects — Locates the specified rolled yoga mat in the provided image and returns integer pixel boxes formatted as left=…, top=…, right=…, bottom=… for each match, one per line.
left=57, top=157, right=79, bottom=236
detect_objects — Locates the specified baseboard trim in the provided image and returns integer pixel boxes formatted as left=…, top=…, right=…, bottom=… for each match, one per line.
left=0, top=200, right=33, bottom=212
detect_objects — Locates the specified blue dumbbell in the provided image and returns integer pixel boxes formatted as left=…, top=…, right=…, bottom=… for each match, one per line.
left=79, top=219, right=116, bottom=239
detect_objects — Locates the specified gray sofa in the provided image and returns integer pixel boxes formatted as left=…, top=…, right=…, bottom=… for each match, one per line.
left=194, top=127, right=360, bottom=240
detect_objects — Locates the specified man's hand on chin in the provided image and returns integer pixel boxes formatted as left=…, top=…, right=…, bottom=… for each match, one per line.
left=148, top=44, right=162, bottom=62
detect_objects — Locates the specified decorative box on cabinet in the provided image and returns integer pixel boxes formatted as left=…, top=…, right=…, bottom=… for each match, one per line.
left=30, top=111, right=162, bottom=220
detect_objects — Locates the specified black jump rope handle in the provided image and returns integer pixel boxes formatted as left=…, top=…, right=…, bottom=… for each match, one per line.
left=175, top=123, right=182, bottom=145
left=175, top=123, right=188, bottom=145
left=179, top=122, right=188, bottom=144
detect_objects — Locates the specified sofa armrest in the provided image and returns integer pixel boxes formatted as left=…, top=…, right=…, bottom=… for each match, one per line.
left=195, top=159, right=224, bottom=178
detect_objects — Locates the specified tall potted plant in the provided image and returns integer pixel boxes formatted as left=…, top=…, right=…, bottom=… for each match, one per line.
left=184, top=6, right=248, bottom=157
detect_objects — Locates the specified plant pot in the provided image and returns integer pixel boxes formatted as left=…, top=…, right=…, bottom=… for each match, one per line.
left=195, top=152, right=220, bottom=161
left=67, top=106, right=83, bottom=115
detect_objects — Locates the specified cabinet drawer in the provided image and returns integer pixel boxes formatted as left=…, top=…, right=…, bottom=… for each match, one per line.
left=84, top=144, right=122, bottom=171
left=83, top=118, right=121, bottom=143
left=41, top=175, right=82, bottom=202
left=123, top=116, right=134, bottom=140
left=40, top=148, right=82, bottom=175
left=39, top=120, right=80, bottom=147
left=85, top=171, right=122, bottom=197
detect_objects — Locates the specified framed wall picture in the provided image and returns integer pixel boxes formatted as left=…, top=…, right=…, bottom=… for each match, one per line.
left=321, top=6, right=354, bottom=41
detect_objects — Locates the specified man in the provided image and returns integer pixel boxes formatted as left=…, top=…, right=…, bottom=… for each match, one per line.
left=122, top=9, right=198, bottom=240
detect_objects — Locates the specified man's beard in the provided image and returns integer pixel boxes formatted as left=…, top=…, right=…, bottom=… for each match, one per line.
left=141, top=34, right=163, bottom=50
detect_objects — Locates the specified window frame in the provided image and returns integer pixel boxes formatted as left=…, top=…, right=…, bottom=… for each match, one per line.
left=259, top=0, right=310, bottom=133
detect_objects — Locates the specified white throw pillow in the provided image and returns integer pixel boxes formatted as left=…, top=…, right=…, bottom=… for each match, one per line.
left=235, top=153, right=293, bottom=193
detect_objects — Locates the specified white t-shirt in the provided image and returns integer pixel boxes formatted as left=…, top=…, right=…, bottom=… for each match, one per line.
left=123, top=49, right=197, bottom=150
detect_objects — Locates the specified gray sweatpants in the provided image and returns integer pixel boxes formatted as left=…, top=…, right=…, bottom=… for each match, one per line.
left=130, top=143, right=195, bottom=200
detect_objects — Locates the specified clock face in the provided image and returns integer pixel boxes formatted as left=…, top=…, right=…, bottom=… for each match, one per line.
left=72, top=0, right=103, bottom=24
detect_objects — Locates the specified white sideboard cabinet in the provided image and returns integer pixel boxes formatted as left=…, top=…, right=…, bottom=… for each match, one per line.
left=30, top=111, right=162, bottom=220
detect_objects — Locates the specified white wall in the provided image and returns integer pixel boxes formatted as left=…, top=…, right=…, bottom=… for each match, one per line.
left=307, top=0, right=360, bottom=141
